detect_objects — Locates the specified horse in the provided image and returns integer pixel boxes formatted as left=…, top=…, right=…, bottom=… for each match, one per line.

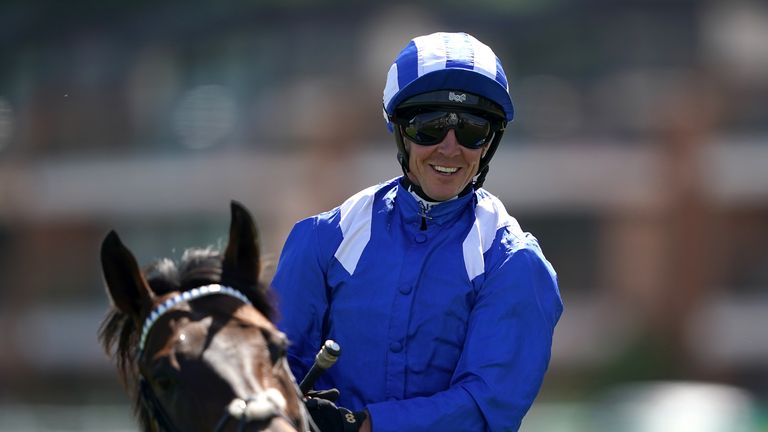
left=98, top=201, right=309, bottom=432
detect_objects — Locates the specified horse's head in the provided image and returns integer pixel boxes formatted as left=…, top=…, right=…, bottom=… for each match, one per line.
left=99, top=201, right=307, bottom=432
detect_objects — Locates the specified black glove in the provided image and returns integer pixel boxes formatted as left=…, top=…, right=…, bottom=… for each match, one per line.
left=304, top=395, right=367, bottom=432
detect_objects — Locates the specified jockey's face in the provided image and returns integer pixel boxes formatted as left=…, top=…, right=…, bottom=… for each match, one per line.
left=405, top=129, right=487, bottom=201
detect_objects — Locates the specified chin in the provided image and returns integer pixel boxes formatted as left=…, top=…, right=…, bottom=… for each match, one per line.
left=424, top=187, right=458, bottom=202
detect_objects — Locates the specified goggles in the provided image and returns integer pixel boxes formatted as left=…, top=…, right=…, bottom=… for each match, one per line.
left=393, top=110, right=500, bottom=150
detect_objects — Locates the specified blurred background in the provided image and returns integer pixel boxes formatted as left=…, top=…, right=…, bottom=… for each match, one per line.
left=1, top=0, right=767, bottom=430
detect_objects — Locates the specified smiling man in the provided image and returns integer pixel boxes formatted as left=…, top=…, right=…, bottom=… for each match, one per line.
left=405, top=126, right=480, bottom=201
left=390, top=89, right=508, bottom=203
left=272, top=32, right=564, bottom=432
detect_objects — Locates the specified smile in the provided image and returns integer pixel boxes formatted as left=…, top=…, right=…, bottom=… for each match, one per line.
left=431, top=164, right=459, bottom=174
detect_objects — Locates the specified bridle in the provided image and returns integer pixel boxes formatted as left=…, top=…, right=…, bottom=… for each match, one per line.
left=136, top=284, right=309, bottom=432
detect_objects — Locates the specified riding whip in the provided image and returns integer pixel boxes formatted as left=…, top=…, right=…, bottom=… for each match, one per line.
left=299, top=339, right=341, bottom=395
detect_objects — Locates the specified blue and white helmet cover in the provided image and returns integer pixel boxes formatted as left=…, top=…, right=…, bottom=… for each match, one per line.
left=382, top=32, right=515, bottom=130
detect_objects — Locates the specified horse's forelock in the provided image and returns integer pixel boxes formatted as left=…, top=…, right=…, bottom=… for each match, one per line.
left=144, top=258, right=179, bottom=295
left=178, top=247, right=223, bottom=290
left=175, top=247, right=276, bottom=320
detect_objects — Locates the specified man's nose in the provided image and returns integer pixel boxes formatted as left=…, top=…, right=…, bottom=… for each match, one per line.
left=436, top=129, right=461, bottom=156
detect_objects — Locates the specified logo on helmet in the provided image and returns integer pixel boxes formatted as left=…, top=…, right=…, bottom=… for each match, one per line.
left=448, top=92, right=467, bottom=103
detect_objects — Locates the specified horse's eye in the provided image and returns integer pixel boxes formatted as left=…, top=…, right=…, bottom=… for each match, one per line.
left=237, top=322, right=256, bottom=330
left=263, top=331, right=288, bottom=365
left=153, top=373, right=177, bottom=393
left=268, top=343, right=286, bottom=365
left=149, top=361, right=179, bottom=393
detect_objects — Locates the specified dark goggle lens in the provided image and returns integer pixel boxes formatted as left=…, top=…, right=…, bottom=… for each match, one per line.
left=401, top=111, right=493, bottom=149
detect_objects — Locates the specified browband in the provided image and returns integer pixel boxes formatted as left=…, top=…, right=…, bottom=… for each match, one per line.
left=137, top=284, right=251, bottom=356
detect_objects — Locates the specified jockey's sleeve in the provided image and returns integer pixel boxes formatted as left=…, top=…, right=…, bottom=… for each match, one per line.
left=272, top=216, right=332, bottom=382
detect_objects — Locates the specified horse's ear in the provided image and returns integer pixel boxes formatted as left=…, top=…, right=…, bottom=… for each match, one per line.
left=100, top=230, right=154, bottom=318
left=223, top=200, right=260, bottom=286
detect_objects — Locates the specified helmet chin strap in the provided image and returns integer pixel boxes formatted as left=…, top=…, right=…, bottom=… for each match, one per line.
left=474, top=128, right=504, bottom=189
left=474, top=165, right=490, bottom=189
left=395, top=127, right=410, bottom=176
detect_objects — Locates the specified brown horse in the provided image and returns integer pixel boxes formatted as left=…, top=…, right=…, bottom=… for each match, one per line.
left=98, top=201, right=309, bottom=432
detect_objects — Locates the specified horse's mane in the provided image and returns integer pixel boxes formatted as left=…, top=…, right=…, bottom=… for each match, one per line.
left=98, top=246, right=275, bottom=431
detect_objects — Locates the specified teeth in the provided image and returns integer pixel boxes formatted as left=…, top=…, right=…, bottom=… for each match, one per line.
left=433, top=165, right=458, bottom=173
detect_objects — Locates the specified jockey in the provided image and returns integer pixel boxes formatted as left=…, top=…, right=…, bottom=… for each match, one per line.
left=272, top=32, right=563, bottom=432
